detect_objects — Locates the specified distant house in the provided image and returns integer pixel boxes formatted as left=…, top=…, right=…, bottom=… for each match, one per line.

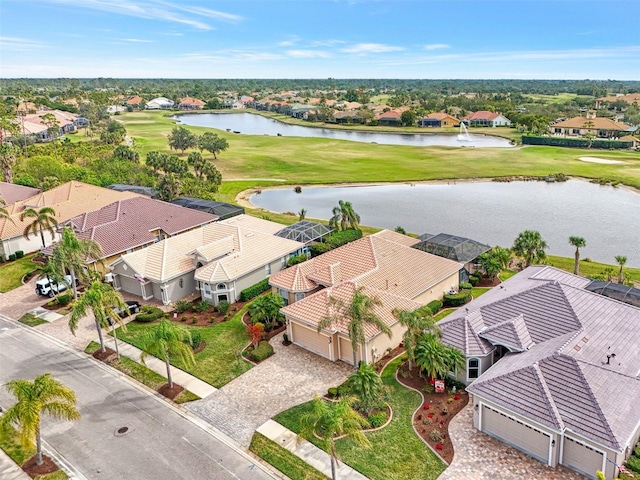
left=231, top=100, right=245, bottom=109
left=146, top=97, right=175, bottom=110
left=439, top=266, right=640, bottom=480
left=375, top=110, right=402, bottom=126
left=333, top=110, right=363, bottom=124
left=464, top=111, right=511, bottom=127
left=550, top=110, right=631, bottom=138
left=109, top=215, right=304, bottom=306
left=6, top=109, right=80, bottom=142
left=125, top=96, right=144, bottom=108
left=595, top=93, right=640, bottom=110
left=178, top=97, right=206, bottom=110
left=418, top=112, right=460, bottom=128
left=291, top=104, right=317, bottom=119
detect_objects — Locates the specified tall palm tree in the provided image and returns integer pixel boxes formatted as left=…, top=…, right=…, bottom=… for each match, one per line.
left=1, top=373, right=80, bottom=466
left=69, top=280, right=128, bottom=355
left=51, top=227, right=102, bottom=299
left=615, top=255, right=627, bottom=284
left=318, top=286, right=391, bottom=369
left=414, top=333, right=448, bottom=380
left=393, top=307, right=439, bottom=371
left=347, top=362, right=386, bottom=415
left=299, top=395, right=370, bottom=480
left=512, top=230, right=548, bottom=267
left=19, top=206, right=58, bottom=250
left=329, top=200, right=360, bottom=231
left=0, top=144, right=18, bottom=183
left=139, top=318, right=195, bottom=389
left=569, top=236, right=586, bottom=275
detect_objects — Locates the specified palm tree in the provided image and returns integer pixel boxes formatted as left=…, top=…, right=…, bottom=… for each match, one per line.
left=442, top=345, right=466, bottom=377
left=69, top=280, right=128, bottom=355
left=19, top=206, right=58, bottom=249
left=298, top=208, right=307, bottom=221
left=37, top=260, right=66, bottom=300
left=318, top=286, right=391, bottom=369
left=615, top=255, right=627, bottom=284
left=51, top=227, right=102, bottom=300
left=347, top=362, right=387, bottom=415
left=248, top=293, right=284, bottom=331
left=414, top=333, right=448, bottom=380
left=1, top=373, right=80, bottom=466
left=393, top=307, right=439, bottom=371
left=0, top=196, right=14, bottom=225
left=329, top=200, right=360, bottom=231
left=569, top=236, right=586, bottom=275
left=299, top=395, right=370, bottom=480
left=0, top=144, right=18, bottom=183
left=477, top=251, right=502, bottom=281
left=139, top=318, right=195, bottom=389
left=512, top=230, right=548, bottom=267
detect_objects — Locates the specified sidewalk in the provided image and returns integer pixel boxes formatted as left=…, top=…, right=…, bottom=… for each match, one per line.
left=257, top=420, right=369, bottom=480
left=102, top=336, right=217, bottom=399
left=0, top=450, right=30, bottom=480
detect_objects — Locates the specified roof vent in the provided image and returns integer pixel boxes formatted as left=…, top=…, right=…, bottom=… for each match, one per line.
left=606, top=353, right=616, bottom=365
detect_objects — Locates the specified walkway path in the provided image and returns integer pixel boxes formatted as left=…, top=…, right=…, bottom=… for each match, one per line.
left=438, top=404, right=586, bottom=480
left=257, top=420, right=368, bottom=480
left=187, top=332, right=351, bottom=446
left=0, top=450, right=30, bottom=480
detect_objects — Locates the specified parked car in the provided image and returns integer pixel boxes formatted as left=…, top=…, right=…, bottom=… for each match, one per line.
left=35, top=275, right=77, bottom=297
left=112, top=300, right=141, bottom=318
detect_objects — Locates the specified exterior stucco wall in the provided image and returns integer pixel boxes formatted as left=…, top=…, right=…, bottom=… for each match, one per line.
left=3, top=231, right=60, bottom=256
left=412, top=273, right=459, bottom=304
left=366, top=321, right=405, bottom=364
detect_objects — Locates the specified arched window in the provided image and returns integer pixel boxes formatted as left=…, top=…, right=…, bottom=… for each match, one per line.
left=217, top=283, right=226, bottom=290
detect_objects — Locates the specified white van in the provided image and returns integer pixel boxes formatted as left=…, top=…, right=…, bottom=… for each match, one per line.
left=35, top=275, right=75, bottom=297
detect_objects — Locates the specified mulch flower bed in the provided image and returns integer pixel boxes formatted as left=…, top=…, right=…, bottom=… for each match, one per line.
left=396, top=360, right=469, bottom=463
left=476, top=276, right=501, bottom=287
left=167, top=299, right=250, bottom=327
left=157, top=383, right=184, bottom=400
left=22, top=454, right=59, bottom=478
left=241, top=311, right=286, bottom=341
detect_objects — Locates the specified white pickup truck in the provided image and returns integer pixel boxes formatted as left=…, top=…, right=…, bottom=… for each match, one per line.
left=35, top=275, right=76, bottom=297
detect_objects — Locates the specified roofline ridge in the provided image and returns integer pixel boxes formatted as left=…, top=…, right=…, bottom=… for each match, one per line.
left=532, top=363, right=565, bottom=430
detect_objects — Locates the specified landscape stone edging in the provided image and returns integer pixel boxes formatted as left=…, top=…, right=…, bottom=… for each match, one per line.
left=239, top=312, right=258, bottom=366
left=394, top=368, right=450, bottom=466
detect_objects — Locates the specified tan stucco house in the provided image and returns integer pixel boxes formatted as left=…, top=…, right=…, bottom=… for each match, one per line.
left=438, top=266, right=640, bottom=480
left=269, top=230, right=462, bottom=365
left=550, top=110, right=630, bottom=138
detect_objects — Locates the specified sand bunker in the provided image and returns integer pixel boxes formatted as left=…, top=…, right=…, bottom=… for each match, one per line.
left=578, top=156, right=626, bottom=164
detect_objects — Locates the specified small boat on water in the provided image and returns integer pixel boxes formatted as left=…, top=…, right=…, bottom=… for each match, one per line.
left=233, top=131, right=241, bottom=134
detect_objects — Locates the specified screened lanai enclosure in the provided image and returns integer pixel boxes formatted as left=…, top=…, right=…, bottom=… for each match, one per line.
left=170, top=197, right=244, bottom=220
left=275, top=221, right=334, bottom=245
left=413, top=233, right=491, bottom=263
left=585, top=280, right=640, bottom=308
left=108, top=184, right=158, bottom=198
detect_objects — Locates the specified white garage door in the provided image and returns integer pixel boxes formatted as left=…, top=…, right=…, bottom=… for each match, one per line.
left=562, top=436, right=603, bottom=479
left=291, top=322, right=330, bottom=359
left=339, top=337, right=354, bottom=364
left=482, top=405, right=551, bottom=464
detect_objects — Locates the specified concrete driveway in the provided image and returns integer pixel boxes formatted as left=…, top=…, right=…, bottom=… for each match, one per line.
left=187, top=332, right=352, bottom=446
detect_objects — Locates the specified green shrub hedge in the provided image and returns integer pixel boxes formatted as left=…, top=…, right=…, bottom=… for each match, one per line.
left=184, top=329, right=203, bottom=350
left=174, top=300, right=190, bottom=314
left=426, top=300, right=443, bottom=315
left=15, top=250, right=24, bottom=259
left=56, top=292, right=72, bottom=306
left=326, top=229, right=362, bottom=249
left=135, top=305, right=164, bottom=323
left=248, top=341, right=274, bottom=362
left=287, top=254, right=308, bottom=267
left=469, top=275, right=480, bottom=286
left=522, top=135, right=633, bottom=149
left=367, top=411, right=388, bottom=428
left=240, top=278, right=271, bottom=301
left=443, top=291, right=472, bottom=307
left=217, top=300, right=230, bottom=315
left=459, top=282, right=472, bottom=290
left=8, top=254, right=16, bottom=261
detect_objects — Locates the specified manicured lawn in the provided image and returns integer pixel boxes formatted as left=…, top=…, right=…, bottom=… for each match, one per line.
left=0, top=423, right=69, bottom=480
left=499, top=269, right=518, bottom=282
left=114, top=304, right=252, bottom=388
left=471, top=287, right=491, bottom=299
left=84, top=341, right=200, bottom=403
left=273, top=356, right=445, bottom=480
left=0, top=254, right=38, bottom=292
left=434, top=308, right=457, bottom=321
left=19, top=312, right=48, bottom=327
left=545, top=255, right=640, bottom=283
left=249, top=433, right=328, bottom=480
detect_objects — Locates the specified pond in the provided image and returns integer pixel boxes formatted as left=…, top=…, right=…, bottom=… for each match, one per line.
left=249, top=180, right=640, bottom=267
left=172, top=113, right=514, bottom=148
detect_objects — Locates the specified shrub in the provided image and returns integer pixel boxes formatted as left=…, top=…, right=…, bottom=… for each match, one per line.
left=327, top=387, right=338, bottom=398
left=210, top=316, right=215, bottom=323
left=423, top=383, right=435, bottom=394
left=287, top=254, right=308, bottom=267
left=8, top=253, right=16, bottom=261
left=429, top=430, right=443, bottom=443
left=192, top=316, right=198, bottom=324
left=217, top=300, right=230, bottom=315
left=426, top=300, right=443, bottom=315
left=184, top=330, right=203, bottom=349
left=309, top=243, right=331, bottom=257
left=459, top=282, right=473, bottom=290
left=444, top=377, right=466, bottom=390
left=325, top=229, right=362, bottom=249
left=174, top=300, right=190, bottom=314
left=368, top=412, right=387, bottom=428
left=626, top=455, right=640, bottom=474
left=0, top=254, right=4, bottom=263
left=194, top=300, right=210, bottom=313
left=56, top=292, right=72, bottom=306
left=336, top=382, right=351, bottom=397
left=468, top=275, right=480, bottom=286
left=240, top=278, right=271, bottom=301
left=135, top=306, right=164, bottom=323
left=249, top=341, right=274, bottom=362
left=181, top=316, right=187, bottom=322
left=15, top=250, right=24, bottom=259
left=282, top=333, right=290, bottom=344
left=443, top=290, right=472, bottom=307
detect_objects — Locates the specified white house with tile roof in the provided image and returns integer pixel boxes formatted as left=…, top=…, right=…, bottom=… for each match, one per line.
left=438, top=266, right=640, bottom=480
left=270, top=230, right=462, bottom=365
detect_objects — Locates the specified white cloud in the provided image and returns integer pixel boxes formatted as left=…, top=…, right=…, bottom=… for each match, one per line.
left=123, top=38, right=155, bottom=43
left=0, top=36, right=48, bottom=51
left=278, top=40, right=295, bottom=47
left=309, top=39, right=346, bottom=47
left=287, top=50, right=331, bottom=59
left=423, top=43, right=450, bottom=51
left=340, top=43, right=404, bottom=54
left=164, top=3, right=244, bottom=23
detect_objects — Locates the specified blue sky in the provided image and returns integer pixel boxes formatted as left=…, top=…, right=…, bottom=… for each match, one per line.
left=1, top=0, right=639, bottom=79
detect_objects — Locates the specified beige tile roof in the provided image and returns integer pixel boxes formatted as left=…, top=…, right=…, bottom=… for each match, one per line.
left=114, top=222, right=303, bottom=282
left=270, top=235, right=461, bottom=299
left=597, top=93, right=640, bottom=104
left=0, top=182, right=40, bottom=205
left=371, top=229, right=420, bottom=247
left=219, top=214, right=286, bottom=235
left=179, top=97, right=206, bottom=106
left=0, top=181, right=140, bottom=241
left=282, top=281, right=421, bottom=339
left=553, top=115, right=628, bottom=130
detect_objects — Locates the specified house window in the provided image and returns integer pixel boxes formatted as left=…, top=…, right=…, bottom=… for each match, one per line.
left=468, top=358, right=479, bottom=379
left=217, top=283, right=226, bottom=290
left=203, top=283, right=211, bottom=297
left=572, top=128, right=581, bottom=135
left=295, top=293, right=305, bottom=302
left=265, top=264, right=271, bottom=275
left=281, top=256, right=287, bottom=268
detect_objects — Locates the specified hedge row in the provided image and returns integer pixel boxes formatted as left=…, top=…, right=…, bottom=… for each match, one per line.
left=426, top=300, right=443, bottom=315
left=247, top=341, right=274, bottom=362
left=443, top=290, right=472, bottom=307
left=240, top=278, right=271, bottom=302
left=135, top=306, right=164, bottom=323
left=310, top=229, right=363, bottom=257
left=522, top=135, right=633, bottom=150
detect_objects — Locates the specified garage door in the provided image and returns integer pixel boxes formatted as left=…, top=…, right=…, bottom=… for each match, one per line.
left=291, top=322, right=330, bottom=359
left=338, top=337, right=354, bottom=364
left=562, top=436, right=603, bottom=479
left=482, top=405, right=551, bottom=464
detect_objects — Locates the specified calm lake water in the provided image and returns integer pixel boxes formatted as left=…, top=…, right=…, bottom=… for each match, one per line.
left=173, top=113, right=514, bottom=148
left=250, top=180, right=640, bottom=267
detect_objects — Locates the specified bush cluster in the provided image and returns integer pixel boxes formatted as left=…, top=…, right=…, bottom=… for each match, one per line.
left=459, top=282, right=473, bottom=290
left=367, top=412, right=388, bottom=428
left=56, top=292, right=72, bottom=306
left=135, top=305, right=164, bottom=323
left=468, top=275, right=480, bottom=286
left=8, top=253, right=16, bottom=261
left=184, top=330, right=203, bottom=350
left=287, top=254, right=308, bottom=267
left=310, top=229, right=362, bottom=257
left=216, top=300, right=230, bottom=315
left=443, top=290, right=472, bottom=307
left=15, top=250, right=24, bottom=259
left=240, top=278, right=271, bottom=301
left=174, top=300, right=191, bottom=314
left=522, top=135, right=633, bottom=150
left=426, top=300, right=443, bottom=315
left=247, top=341, right=274, bottom=362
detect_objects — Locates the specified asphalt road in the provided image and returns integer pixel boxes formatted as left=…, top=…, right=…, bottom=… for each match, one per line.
left=0, top=315, right=279, bottom=480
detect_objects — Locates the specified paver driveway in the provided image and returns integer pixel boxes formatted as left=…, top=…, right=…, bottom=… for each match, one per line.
left=438, top=404, right=587, bottom=480
left=0, top=277, right=48, bottom=319
left=187, top=332, right=352, bottom=446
